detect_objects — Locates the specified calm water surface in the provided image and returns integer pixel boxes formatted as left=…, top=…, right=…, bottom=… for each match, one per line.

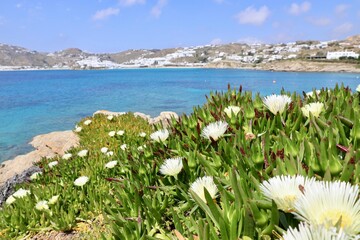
left=0, top=68, right=359, bottom=162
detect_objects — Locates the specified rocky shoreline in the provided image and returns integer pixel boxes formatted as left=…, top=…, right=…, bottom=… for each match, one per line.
left=206, top=60, right=360, bottom=73
left=1, top=60, right=360, bottom=73
left=0, top=111, right=178, bottom=205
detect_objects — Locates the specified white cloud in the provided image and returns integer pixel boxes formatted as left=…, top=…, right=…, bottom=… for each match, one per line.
left=16, top=3, right=22, bottom=8
left=333, top=22, right=353, bottom=36
left=119, top=0, right=145, bottom=6
left=235, top=6, right=270, bottom=26
left=289, top=1, right=311, bottom=15
left=151, top=0, right=167, bottom=18
left=92, top=7, right=119, bottom=21
left=335, top=4, right=349, bottom=15
left=308, top=17, right=331, bottom=26
left=210, top=38, right=222, bottom=45
left=213, top=0, right=224, bottom=4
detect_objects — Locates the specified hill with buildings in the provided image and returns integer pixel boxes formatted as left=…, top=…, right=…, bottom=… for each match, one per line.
left=1, top=35, right=360, bottom=72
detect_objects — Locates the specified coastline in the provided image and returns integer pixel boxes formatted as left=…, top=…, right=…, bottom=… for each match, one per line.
left=1, top=60, right=360, bottom=73
left=0, top=110, right=178, bottom=187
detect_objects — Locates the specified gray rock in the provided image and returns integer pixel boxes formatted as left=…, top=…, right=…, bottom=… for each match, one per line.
left=0, top=166, right=42, bottom=206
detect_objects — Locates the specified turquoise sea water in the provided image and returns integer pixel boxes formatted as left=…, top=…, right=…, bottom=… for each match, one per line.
left=0, top=68, right=359, bottom=162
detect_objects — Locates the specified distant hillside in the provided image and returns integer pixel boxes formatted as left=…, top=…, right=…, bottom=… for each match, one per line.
left=0, top=35, right=359, bottom=71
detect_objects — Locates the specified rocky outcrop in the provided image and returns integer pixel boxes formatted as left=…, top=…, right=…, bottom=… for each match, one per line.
left=0, top=111, right=178, bottom=199
left=0, top=130, right=79, bottom=187
left=93, top=110, right=179, bottom=126
left=1, top=111, right=178, bottom=186
left=259, top=60, right=360, bottom=73
left=149, top=111, right=179, bottom=126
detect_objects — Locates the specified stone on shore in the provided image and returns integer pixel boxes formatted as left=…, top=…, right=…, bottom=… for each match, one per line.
left=94, top=110, right=178, bottom=127
left=0, top=130, right=79, bottom=187
left=149, top=111, right=179, bottom=126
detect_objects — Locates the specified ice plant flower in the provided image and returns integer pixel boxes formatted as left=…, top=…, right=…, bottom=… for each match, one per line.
left=190, top=176, right=218, bottom=203
left=108, top=131, right=116, bottom=137
left=150, top=129, right=169, bottom=142
left=116, top=130, right=125, bottom=136
left=260, top=175, right=317, bottom=212
left=74, top=127, right=82, bottom=132
left=356, top=84, right=360, bottom=92
left=13, top=188, right=30, bottom=198
left=301, top=102, right=324, bottom=118
left=77, top=149, right=88, bottom=157
left=294, top=181, right=360, bottom=235
left=306, top=90, right=321, bottom=97
left=224, top=106, right=241, bottom=117
left=5, top=195, right=16, bottom=205
left=139, top=132, right=146, bottom=137
left=106, top=151, right=114, bottom=157
left=120, top=144, right=127, bottom=151
left=30, top=172, right=42, bottom=180
left=83, top=119, right=92, bottom=125
left=48, top=195, right=59, bottom=205
left=48, top=161, right=58, bottom=169
left=35, top=200, right=49, bottom=211
left=100, top=147, right=108, bottom=153
left=282, top=223, right=350, bottom=240
left=263, top=94, right=292, bottom=115
left=107, top=115, right=114, bottom=121
left=201, top=121, right=228, bottom=141
left=105, top=160, right=118, bottom=169
left=159, top=157, right=183, bottom=176
left=62, top=153, right=72, bottom=160
left=137, top=145, right=146, bottom=151
left=74, top=176, right=89, bottom=187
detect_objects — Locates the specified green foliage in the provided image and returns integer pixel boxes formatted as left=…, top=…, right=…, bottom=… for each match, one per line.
left=0, top=84, right=359, bottom=239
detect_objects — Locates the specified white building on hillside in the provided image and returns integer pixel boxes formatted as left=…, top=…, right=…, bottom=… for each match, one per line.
left=326, top=51, right=359, bottom=59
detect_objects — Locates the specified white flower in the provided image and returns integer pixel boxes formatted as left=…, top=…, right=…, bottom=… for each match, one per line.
left=107, top=115, right=114, bottom=121
left=74, top=127, right=82, bottom=132
left=150, top=129, right=169, bottom=142
left=356, top=84, right=360, bottom=92
left=62, top=153, right=72, bottom=160
left=106, top=151, right=114, bottom=157
left=159, top=157, right=183, bottom=176
left=83, top=119, right=92, bottom=125
left=108, top=131, right=116, bottom=137
left=48, top=195, right=59, bottom=205
left=282, top=223, right=351, bottom=240
left=301, top=102, right=324, bottom=118
left=105, top=160, right=118, bottom=169
left=5, top=195, right=16, bottom=205
left=224, top=106, right=241, bottom=117
left=190, top=176, right=218, bottom=203
left=294, top=181, right=360, bottom=235
left=74, top=176, right=89, bottom=187
left=201, top=121, right=228, bottom=141
left=120, top=144, right=127, bottom=151
left=30, top=172, right=42, bottom=180
left=263, top=94, right=292, bottom=115
left=139, top=132, right=147, bottom=137
left=306, top=90, right=321, bottom=97
left=12, top=188, right=30, bottom=198
left=48, top=161, right=58, bottom=168
left=101, top=147, right=108, bottom=153
left=137, top=145, right=146, bottom=151
left=35, top=200, right=49, bottom=211
left=116, top=130, right=125, bottom=136
left=260, top=175, right=317, bottom=212
left=77, top=150, right=88, bottom=157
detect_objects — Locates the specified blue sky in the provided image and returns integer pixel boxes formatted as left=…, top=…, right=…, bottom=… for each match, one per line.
left=0, top=0, right=359, bottom=53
